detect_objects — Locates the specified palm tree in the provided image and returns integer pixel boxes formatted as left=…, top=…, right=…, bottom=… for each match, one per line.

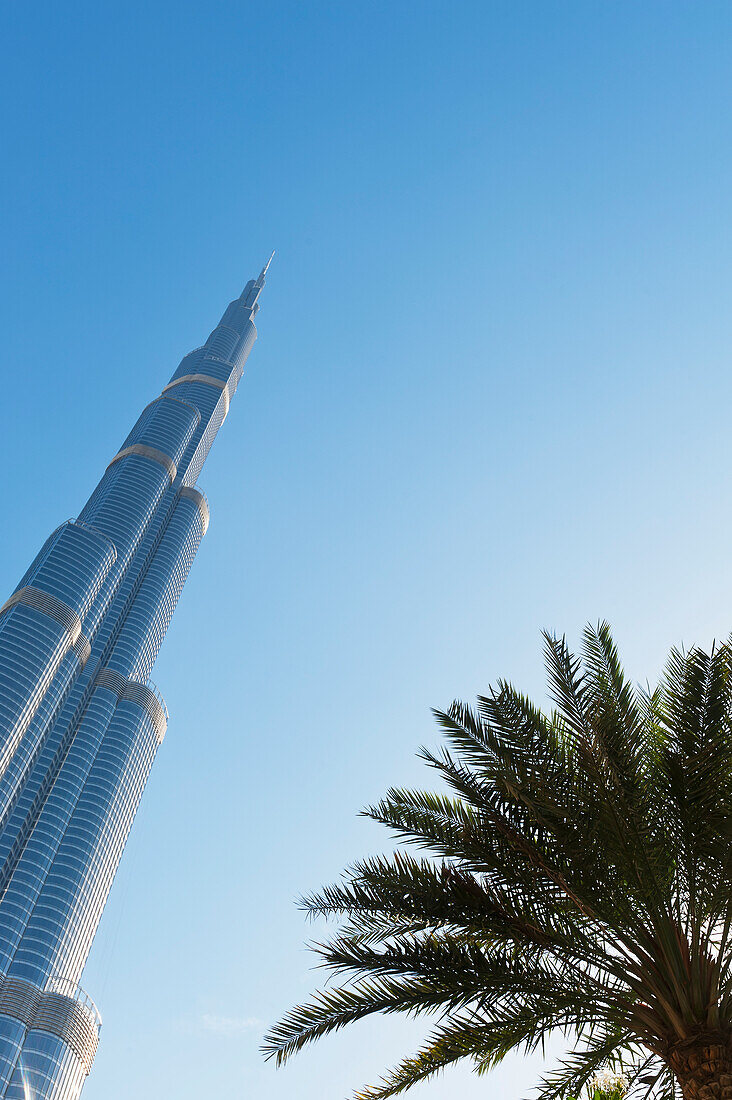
left=263, top=624, right=732, bottom=1100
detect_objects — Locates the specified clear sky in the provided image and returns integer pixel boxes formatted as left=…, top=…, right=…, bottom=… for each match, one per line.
left=2, top=2, right=732, bottom=1097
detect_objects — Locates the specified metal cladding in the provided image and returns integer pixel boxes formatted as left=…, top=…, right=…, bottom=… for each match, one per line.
left=0, top=264, right=269, bottom=1098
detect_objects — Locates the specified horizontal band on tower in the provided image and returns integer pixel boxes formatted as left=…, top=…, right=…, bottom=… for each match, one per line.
left=95, top=669, right=168, bottom=744
left=179, top=486, right=210, bottom=535
left=107, top=443, right=177, bottom=485
left=162, top=374, right=230, bottom=420
left=72, top=633, right=92, bottom=668
left=0, top=588, right=91, bottom=663
left=0, top=976, right=99, bottom=1074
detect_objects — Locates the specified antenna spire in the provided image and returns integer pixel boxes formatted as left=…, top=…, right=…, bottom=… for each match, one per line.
left=258, top=250, right=275, bottom=283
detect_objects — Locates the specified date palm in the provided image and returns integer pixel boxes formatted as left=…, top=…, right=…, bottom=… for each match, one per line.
left=264, top=624, right=732, bottom=1100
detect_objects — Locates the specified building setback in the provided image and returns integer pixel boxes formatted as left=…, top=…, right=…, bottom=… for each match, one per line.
left=0, top=262, right=270, bottom=1098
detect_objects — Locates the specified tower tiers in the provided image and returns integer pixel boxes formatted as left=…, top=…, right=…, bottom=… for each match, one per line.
left=0, top=264, right=269, bottom=1099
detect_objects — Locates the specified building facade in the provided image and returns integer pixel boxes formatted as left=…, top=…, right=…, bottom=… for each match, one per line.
left=0, top=262, right=270, bottom=1098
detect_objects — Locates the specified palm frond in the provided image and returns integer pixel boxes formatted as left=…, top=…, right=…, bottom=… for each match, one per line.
left=264, top=627, right=732, bottom=1100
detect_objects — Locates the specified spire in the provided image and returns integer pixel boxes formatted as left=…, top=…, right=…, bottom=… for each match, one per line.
left=257, top=250, right=275, bottom=285
left=236, top=254, right=273, bottom=312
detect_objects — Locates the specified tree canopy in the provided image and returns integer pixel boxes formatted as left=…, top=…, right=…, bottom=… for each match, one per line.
left=264, top=624, right=732, bottom=1100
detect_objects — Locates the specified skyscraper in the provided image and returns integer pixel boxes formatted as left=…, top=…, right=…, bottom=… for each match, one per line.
left=0, top=260, right=270, bottom=1099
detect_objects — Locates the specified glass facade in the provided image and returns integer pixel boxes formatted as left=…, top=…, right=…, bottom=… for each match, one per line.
left=0, top=259, right=270, bottom=1098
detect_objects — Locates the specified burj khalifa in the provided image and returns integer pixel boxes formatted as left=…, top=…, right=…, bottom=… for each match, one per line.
left=0, top=259, right=270, bottom=1098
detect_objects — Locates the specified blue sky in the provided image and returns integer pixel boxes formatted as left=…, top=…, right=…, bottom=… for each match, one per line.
left=2, top=2, right=732, bottom=1097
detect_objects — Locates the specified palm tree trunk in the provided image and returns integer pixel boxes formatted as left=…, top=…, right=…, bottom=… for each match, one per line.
left=668, top=1041, right=732, bottom=1099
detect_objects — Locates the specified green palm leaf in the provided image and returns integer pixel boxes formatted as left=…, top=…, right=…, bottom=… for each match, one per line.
left=264, top=627, right=732, bottom=1099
